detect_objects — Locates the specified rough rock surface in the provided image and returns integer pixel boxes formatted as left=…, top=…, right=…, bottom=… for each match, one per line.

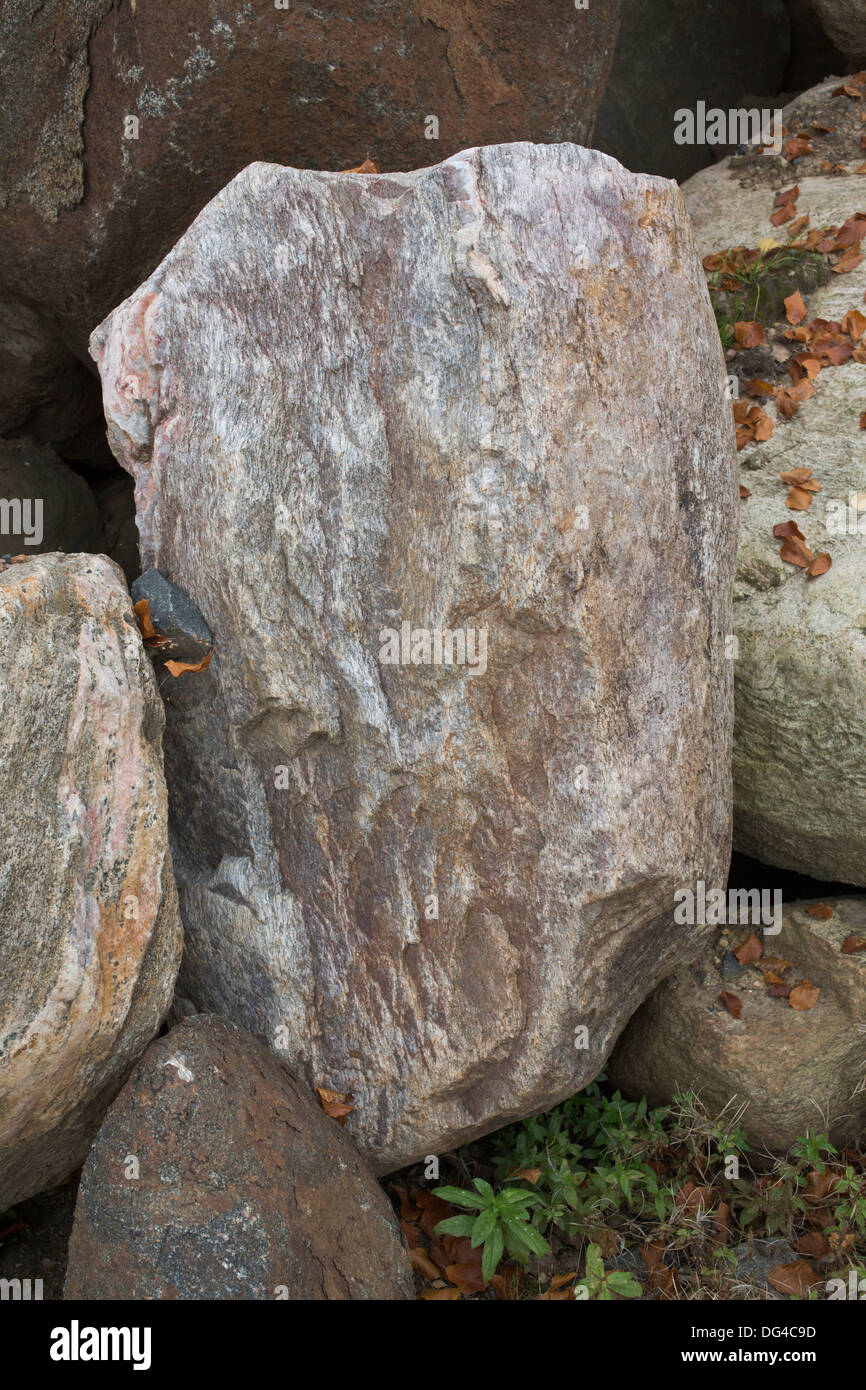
left=813, top=0, right=866, bottom=61
left=682, top=138, right=866, bottom=885
left=93, top=143, right=737, bottom=1173
left=131, top=569, right=213, bottom=666
left=0, top=0, right=620, bottom=450
left=0, top=437, right=103, bottom=556
left=0, top=553, right=182, bottom=1211
left=594, top=0, right=790, bottom=183
left=609, top=898, right=866, bottom=1151
left=64, top=1015, right=414, bottom=1300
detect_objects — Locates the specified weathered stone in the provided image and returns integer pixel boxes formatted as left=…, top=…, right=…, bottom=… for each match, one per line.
left=64, top=1015, right=414, bottom=1300
left=682, top=134, right=866, bottom=885
left=0, top=553, right=182, bottom=1210
left=812, top=0, right=866, bottom=62
left=609, top=898, right=866, bottom=1151
left=593, top=0, right=790, bottom=183
left=0, top=0, right=620, bottom=451
left=93, top=143, right=737, bottom=1173
left=0, top=437, right=103, bottom=556
left=131, top=569, right=212, bottom=666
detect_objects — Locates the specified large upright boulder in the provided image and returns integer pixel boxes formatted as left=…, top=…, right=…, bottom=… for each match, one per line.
left=93, top=143, right=737, bottom=1173
left=682, top=96, right=866, bottom=885
left=0, top=553, right=182, bottom=1210
left=0, top=0, right=620, bottom=450
left=65, top=1015, right=414, bottom=1300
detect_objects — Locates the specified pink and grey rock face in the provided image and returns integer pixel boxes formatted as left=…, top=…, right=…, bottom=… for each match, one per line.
left=609, top=898, right=866, bottom=1152
left=0, top=0, right=620, bottom=451
left=64, top=1015, right=414, bottom=1300
left=0, top=553, right=182, bottom=1211
left=93, top=143, right=737, bottom=1173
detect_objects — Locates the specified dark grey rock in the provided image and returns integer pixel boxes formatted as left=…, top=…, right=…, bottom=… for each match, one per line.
left=131, top=567, right=212, bottom=664
left=64, top=1015, right=414, bottom=1301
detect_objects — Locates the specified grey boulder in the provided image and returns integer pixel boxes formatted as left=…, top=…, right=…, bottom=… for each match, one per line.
left=92, top=142, right=737, bottom=1173
left=0, top=553, right=182, bottom=1210
left=64, top=1015, right=413, bottom=1300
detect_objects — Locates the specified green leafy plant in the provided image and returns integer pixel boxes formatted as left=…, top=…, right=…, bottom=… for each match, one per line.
left=573, top=1242, right=642, bottom=1301
left=433, top=1178, right=549, bottom=1282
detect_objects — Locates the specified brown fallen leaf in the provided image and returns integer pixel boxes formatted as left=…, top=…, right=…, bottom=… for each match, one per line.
left=805, top=902, right=833, bottom=918
left=753, top=411, right=774, bottom=441
left=134, top=597, right=156, bottom=639
left=805, top=1168, right=840, bottom=1202
left=780, top=466, right=816, bottom=486
left=420, top=1287, right=461, bottom=1300
left=734, top=320, right=766, bottom=348
left=806, top=552, right=832, bottom=577
left=776, top=380, right=815, bottom=418
left=719, top=989, right=742, bottom=1018
left=833, top=215, right=866, bottom=248
left=798, top=1232, right=831, bottom=1260
left=768, top=1259, right=819, bottom=1297
left=842, top=935, right=866, bottom=954
left=832, top=248, right=864, bottom=273
left=780, top=535, right=815, bottom=567
left=773, top=519, right=806, bottom=541
left=510, top=1167, right=543, bottom=1185
left=771, top=202, right=796, bottom=227
left=343, top=157, right=380, bottom=174
left=444, top=1262, right=487, bottom=1296
left=789, top=979, right=821, bottom=1010
left=785, top=289, right=807, bottom=324
left=739, top=484, right=751, bottom=498
left=315, top=1085, right=355, bottom=1122
left=410, top=1247, right=442, bottom=1280
left=713, top=1201, right=732, bottom=1243
left=164, top=651, right=213, bottom=677
left=861, top=411, right=866, bottom=429
left=783, top=136, right=813, bottom=161
left=762, top=969, right=786, bottom=986
left=789, top=353, right=821, bottom=381
left=842, top=308, right=866, bottom=339
left=734, top=932, right=762, bottom=965
left=786, top=486, right=814, bottom=510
